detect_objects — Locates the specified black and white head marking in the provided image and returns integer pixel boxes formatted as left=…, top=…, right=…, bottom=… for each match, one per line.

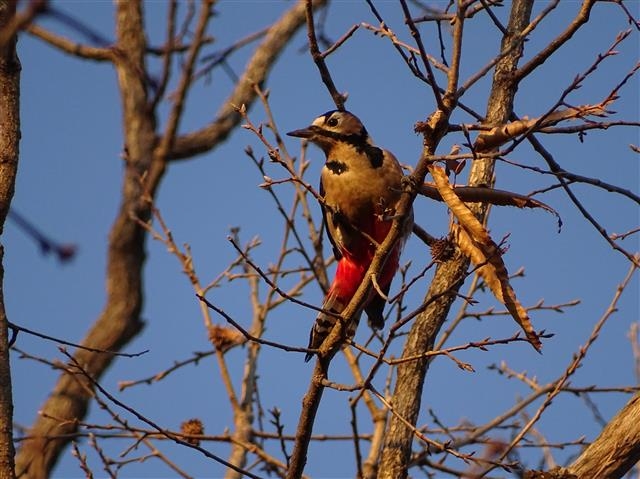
left=314, top=111, right=383, bottom=169
left=311, top=110, right=370, bottom=145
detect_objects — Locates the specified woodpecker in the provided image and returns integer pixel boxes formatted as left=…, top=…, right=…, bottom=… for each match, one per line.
left=287, top=110, right=413, bottom=361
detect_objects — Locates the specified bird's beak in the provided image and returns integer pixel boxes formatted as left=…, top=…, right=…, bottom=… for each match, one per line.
left=286, top=126, right=314, bottom=139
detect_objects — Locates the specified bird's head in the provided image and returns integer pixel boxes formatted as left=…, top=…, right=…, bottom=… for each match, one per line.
left=287, top=110, right=371, bottom=154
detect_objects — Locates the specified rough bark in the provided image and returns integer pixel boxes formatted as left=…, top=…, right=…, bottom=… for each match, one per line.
left=377, top=2, right=534, bottom=477
left=376, top=258, right=469, bottom=479
left=524, top=393, right=640, bottom=479
left=568, top=392, right=640, bottom=478
left=0, top=1, right=20, bottom=478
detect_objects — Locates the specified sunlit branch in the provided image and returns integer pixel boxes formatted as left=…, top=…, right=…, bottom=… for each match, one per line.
left=58, top=348, right=264, bottom=479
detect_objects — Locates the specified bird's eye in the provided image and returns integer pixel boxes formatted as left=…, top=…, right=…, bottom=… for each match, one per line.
left=327, top=117, right=339, bottom=127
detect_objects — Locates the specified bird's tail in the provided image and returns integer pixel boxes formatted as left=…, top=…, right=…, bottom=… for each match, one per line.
left=305, top=257, right=366, bottom=362
left=305, top=291, right=361, bottom=362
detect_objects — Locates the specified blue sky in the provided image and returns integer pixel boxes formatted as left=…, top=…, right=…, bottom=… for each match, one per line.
left=7, top=1, right=639, bottom=477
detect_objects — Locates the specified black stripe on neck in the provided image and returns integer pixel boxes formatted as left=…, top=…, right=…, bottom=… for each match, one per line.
left=316, top=128, right=368, bottom=147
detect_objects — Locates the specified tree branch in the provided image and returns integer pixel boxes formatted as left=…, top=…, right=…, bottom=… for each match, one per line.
left=304, top=0, right=346, bottom=109
left=25, top=23, right=115, bottom=61
left=14, top=2, right=154, bottom=476
left=566, top=391, right=640, bottom=477
left=514, top=0, right=597, bottom=82
left=168, top=0, right=328, bottom=161
left=0, top=1, right=21, bottom=477
left=377, top=1, right=535, bottom=477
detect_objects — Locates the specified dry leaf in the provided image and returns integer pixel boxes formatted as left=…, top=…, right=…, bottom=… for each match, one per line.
left=429, top=165, right=542, bottom=351
left=208, top=324, right=246, bottom=352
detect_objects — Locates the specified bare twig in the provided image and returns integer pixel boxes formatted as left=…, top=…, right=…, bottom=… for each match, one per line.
left=399, top=0, right=444, bottom=108
left=7, top=209, right=77, bottom=262
left=8, top=321, right=148, bottom=358
left=59, top=348, right=264, bottom=479
left=169, top=0, right=328, bottom=160
left=481, top=258, right=639, bottom=475
left=303, top=0, right=346, bottom=109
left=25, top=23, right=114, bottom=61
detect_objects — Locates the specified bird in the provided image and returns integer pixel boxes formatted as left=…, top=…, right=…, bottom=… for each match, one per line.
left=287, top=110, right=413, bottom=362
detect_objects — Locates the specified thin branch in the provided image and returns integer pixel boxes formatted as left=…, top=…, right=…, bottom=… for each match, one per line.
left=195, top=27, right=268, bottom=81
left=527, top=134, right=639, bottom=267
left=198, top=294, right=313, bottom=356
left=514, top=0, right=597, bottom=82
left=117, top=350, right=215, bottom=391
left=481, top=258, right=639, bottom=475
left=399, top=0, right=444, bottom=109
left=7, top=209, right=77, bottom=262
left=149, top=0, right=177, bottom=111
left=169, top=0, right=328, bottom=160
left=25, top=23, right=114, bottom=61
left=149, top=0, right=214, bottom=193
left=321, top=23, right=359, bottom=58
left=8, top=321, right=148, bottom=358
left=226, top=234, right=333, bottom=318
left=303, top=0, right=346, bottom=109
left=58, top=348, right=264, bottom=479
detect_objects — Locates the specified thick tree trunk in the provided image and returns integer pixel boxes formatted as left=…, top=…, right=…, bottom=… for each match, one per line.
left=0, top=1, right=21, bottom=478
left=376, top=258, right=469, bottom=479
left=568, top=392, right=640, bottom=478
left=525, top=393, right=640, bottom=479
left=377, top=2, right=534, bottom=477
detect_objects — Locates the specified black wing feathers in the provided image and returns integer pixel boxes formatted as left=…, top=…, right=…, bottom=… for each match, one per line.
left=319, top=178, right=342, bottom=260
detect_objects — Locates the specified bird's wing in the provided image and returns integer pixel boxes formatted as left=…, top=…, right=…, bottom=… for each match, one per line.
left=320, top=177, right=343, bottom=260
